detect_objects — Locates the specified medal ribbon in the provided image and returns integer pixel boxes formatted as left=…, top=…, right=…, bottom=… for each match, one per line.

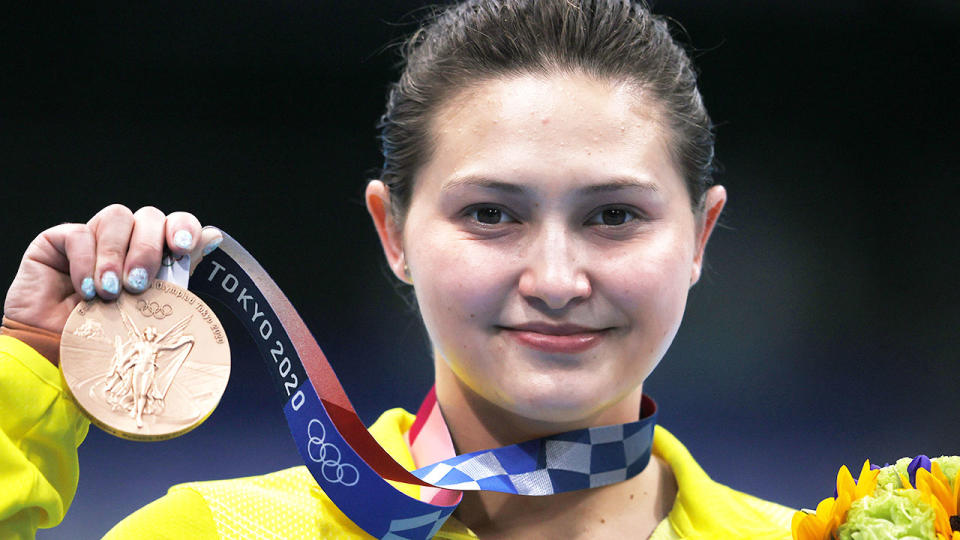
left=189, top=232, right=657, bottom=540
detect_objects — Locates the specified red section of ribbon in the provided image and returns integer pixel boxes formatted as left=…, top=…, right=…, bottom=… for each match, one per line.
left=640, top=394, right=657, bottom=419
left=406, top=386, right=461, bottom=504
left=407, top=385, right=437, bottom=446
left=323, top=399, right=434, bottom=485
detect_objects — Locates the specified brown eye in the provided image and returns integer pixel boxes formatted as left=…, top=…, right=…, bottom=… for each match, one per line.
left=586, top=206, right=639, bottom=227
left=469, top=205, right=514, bottom=225
left=601, top=208, right=628, bottom=225
left=477, top=207, right=503, bottom=224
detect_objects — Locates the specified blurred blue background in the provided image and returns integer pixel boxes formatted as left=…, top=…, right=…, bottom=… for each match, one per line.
left=1, top=1, right=956, bottom=537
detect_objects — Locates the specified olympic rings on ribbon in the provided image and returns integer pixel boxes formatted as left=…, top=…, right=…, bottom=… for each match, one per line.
left=307, top=418, right=360, bottom=487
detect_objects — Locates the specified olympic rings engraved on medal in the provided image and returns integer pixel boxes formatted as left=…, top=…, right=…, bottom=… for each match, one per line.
left=307, top=419, right=360, bottom=487
left=137, top=299, right=173, bottom=319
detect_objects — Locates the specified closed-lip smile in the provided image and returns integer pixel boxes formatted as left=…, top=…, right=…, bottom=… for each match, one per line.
left=498, top=323, right=611, bottom=353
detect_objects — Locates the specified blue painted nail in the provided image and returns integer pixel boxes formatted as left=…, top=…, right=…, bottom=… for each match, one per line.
left=202, top=237, right=222, bottom=256
left=102, top=271, right=120, bottom=295
left=80, top=277, right=95, bottom=300
left=174, top=230, right=193, bottom=250
left=127, top=267, right=149, bottom=292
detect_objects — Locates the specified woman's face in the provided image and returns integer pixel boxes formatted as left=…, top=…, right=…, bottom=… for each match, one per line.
left=371, top=72, right=724, bottom=424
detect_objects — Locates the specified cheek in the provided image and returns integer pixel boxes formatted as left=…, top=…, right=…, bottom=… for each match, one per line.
left=603, top=238, right=693, bottom=346
left=408, top=235, right=516, bottom=349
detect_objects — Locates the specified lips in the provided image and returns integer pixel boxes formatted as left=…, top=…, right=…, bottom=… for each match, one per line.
left=498, top=323, right=610, bottom=354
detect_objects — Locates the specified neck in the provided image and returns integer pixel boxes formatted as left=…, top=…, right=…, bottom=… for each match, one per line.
left=432, top=361, right=676, bottom=538
left=452, top=459, right=675, bottom=539
left=434, top=361, right=647, bottom=451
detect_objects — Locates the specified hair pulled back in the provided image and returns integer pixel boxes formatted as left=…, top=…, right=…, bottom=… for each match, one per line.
left=378, top=0, right=715, bottom=223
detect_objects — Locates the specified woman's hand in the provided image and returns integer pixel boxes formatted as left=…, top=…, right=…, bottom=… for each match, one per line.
left=3, top=204, right=222, bottom=335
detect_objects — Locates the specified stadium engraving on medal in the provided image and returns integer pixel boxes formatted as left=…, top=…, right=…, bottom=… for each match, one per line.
left=60, top=280, right=230, bottom=441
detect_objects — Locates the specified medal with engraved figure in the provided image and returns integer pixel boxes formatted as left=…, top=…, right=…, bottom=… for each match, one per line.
left=60, top=280, right=230, bottom=441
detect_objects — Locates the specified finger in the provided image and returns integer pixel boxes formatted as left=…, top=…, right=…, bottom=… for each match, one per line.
left=164, top=211, right=203, bottom=256
left=89, top=204, right=135, bottom=299
left=189, top=226, right=224, bottom=275
left=39, top=223, right=97, bottom=300
left=122, top=206, right=167, bottom=293
left=62, top=224, right=98, bottom=299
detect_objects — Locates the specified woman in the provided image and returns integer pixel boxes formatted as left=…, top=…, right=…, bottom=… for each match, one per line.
left=1, top=0, right=795, bottom=538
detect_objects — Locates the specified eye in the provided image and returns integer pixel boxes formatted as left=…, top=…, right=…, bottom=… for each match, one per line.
left=466, top=205, right=516, bottom=225
left=586, top=206, right=639, bottom=226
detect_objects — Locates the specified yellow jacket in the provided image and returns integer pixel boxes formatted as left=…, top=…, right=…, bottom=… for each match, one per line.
left=0, top=335, right=794, bottom=539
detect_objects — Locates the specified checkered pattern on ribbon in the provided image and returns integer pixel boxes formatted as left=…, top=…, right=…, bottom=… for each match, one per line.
left=411, top=416, right=655, bottom=496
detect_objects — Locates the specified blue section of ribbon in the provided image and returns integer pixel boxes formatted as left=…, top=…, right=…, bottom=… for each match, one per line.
left=191, top=248, right=308, bottom=404
left=410, top=413, right=656, bottom=495
left=284, top=382, right=456, bottom=538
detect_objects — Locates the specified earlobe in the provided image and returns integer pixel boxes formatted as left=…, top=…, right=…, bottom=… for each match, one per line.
left=365, top=180, right=411, bottom=284
left=690, top=185, right=727, bottom=286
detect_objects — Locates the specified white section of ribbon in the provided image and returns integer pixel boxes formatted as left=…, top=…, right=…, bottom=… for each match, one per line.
left=156, top=253, right=190, bottom=288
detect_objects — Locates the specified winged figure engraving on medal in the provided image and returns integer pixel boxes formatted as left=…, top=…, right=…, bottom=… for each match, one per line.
left=100, top=305, right=196, bottom=427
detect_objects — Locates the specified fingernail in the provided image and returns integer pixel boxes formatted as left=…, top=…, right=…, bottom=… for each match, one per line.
left=174, top=230, right=193, bottom=250
left=202, top=237, right=222, bottom=255
left=80, top=277, right=95, bottom=300
left=102, top=271, right=120, bottom=295
left=127, top=267, right=149, bottom=292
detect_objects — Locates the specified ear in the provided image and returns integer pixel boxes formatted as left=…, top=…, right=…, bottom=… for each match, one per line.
left=365, top=180, right=411, bottom=283
left=690, top=185, right=727, bottom=286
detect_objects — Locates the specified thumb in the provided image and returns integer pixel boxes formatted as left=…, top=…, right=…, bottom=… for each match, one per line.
left=188, top=226, right=224, bottom=276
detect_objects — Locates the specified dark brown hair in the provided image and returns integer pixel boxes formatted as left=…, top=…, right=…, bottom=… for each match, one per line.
left=378, top=0, right=715, bottom=223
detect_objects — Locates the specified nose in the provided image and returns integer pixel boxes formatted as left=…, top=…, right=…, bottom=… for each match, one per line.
left=517, top=223, right=591, bottom=311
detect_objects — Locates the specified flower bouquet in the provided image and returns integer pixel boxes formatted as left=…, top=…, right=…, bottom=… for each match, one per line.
left=792, top=455, right=960, bottom=540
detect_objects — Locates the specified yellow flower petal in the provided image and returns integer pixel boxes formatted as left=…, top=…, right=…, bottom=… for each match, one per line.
left=919, top=468, right=958, bottom=517
left=792, top=510, right=829, bottom=540
left=917, top=483, right=953, bottom=538
left=791, top=510, right=806, bottom=536
left=832, top=489, right=854, bottom=533
left=901, top=472, right=914, bottom=490
left=855, top=460, right=880, bottom=498
left=934, top=460, right=960, bottom=516
left=932, top=462, right=950, bottom=487
left=837, top=465, right=856, bottom=496
left=954, top=468, right=960, bottom=519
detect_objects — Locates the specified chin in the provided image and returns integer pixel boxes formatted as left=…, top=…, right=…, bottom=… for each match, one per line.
left=492, top=371, right=630, bottom=425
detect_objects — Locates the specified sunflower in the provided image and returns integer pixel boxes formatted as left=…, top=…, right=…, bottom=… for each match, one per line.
left=795, top=456, right=960, bottom=540
left=792, top=460, right=880, bottom=540
left=901, top=459, right=960, bottom=540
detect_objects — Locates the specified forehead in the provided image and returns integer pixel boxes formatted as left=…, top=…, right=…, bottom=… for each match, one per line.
left=420, top=71, right=681, bottom=194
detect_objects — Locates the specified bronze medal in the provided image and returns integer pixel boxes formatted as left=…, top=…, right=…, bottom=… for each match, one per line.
left=59, top=280, right=230, bottom=441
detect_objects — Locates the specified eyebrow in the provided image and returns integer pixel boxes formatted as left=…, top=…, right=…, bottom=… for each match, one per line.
left=440, top=175, right=526, bottom=194
left=579, top=177, right=661, bottom=196
left=440, top=174, right=661, bottom=196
